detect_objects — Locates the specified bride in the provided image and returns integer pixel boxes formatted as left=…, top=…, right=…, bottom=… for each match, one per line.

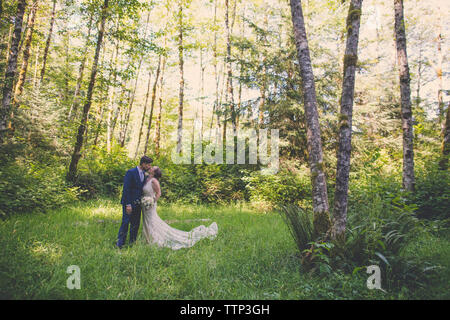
left=141, top=166, right=218, bottom=250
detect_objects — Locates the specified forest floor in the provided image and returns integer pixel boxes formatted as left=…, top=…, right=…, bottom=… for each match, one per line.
left=0, top=198, right=448, bottom=299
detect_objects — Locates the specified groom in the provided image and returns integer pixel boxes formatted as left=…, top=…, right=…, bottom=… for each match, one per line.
left=116, top=155, right=153, bottom=248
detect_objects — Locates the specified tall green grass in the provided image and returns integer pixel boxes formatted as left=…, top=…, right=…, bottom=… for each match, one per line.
left=0, top=198, right=447, bottom=299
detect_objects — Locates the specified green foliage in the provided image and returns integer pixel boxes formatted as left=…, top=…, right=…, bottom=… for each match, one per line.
left=277, top=204, right=314, bottom=252
left=0, top=157, right=80, bottom=218
left=409, top=161, right=450, bottom=220
left=74, top=146, right=136, bottom=198
left=303, top=241, right=335, bottom=277
left=244, top=167, right=312, bottom=210
left=157, top=153, right=249, bottom=205
left=1, top=199, right=447, bottom=299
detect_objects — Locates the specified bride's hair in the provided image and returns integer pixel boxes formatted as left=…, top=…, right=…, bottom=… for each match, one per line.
left=153, top=166, right=162, bottom=181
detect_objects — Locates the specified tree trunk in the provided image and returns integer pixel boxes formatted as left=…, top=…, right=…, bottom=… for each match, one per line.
left=199, top=47, right=205, bottom=140
left=2, top=24, right=14, bottom=69
left=394, top=0, right=415, bottom=192
left=143, top=55, right=162, bottom=155
left=68, top=12, right=94, bottom=120
left=332, top=0, right=363, bottom=240
left=439, top=102, right=450, bottom=170
left=106, top=17, right=120, bottom=152
left=32, top=42, right=39, bottom=88
left=136, top=69, right=153, bottom=157
left=225, top=0, right=235, bottom=137
left=111, top=83, right=128, bottom=142
left=17, top=9, right=29, bottom=55
left=436, top=27, right=444, bottom=132
left=120, top=10, right=151, bottom=148
left=290, top=0, right=331, bottom=237
left=93, top=42, right=109, bottom=147
left=39, top=0, right=56, bottom=84
left=0, top=0, right=26, bottom=140
left=67, top=0, right=109, bottom=181
left=209, top=0, right=219, bottom=142
left=259, top=7, right=268, bottom=131
left=14, top=0, right=39, bottom=101
left=237, top=3, right=245, bottom=130
left=416, top=45, right=422, bottom=108
left=154, top=55, right=166, bottom=157
left=176, top=0, right=184, bottom=153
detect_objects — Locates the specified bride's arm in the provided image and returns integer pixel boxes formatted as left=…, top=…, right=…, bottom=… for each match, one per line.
left=151, top=179, right=161, bottom=201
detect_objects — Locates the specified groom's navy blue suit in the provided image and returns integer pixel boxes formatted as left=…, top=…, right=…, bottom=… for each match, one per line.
left=117, top=167, right=145, bottom=248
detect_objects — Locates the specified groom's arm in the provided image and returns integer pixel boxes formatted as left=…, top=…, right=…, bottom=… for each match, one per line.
left=123, top=170, right=133, bottom=211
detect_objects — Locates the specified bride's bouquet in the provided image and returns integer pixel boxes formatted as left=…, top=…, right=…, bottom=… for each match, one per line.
left=140, top=196, right=155, bottom=209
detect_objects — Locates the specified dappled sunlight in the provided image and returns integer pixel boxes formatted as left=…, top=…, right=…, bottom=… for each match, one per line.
left=29, top=240, right=63, bottom=264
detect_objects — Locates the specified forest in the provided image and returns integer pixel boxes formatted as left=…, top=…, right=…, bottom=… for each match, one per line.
left=0, top=0, right=449, bottom=300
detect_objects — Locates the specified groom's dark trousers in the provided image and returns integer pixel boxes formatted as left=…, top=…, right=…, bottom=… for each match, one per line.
left=117, top=167, right=144, bottom=248
left=117, top=204, right=141, bottom=248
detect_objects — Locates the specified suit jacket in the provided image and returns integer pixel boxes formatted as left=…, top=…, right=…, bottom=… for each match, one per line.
left=120, top=167, right=145, bottom=208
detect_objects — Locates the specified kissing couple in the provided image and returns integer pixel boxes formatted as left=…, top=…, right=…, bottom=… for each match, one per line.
left=116, top=156, right=218, bottom=250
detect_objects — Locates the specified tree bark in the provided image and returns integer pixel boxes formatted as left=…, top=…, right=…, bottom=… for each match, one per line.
left=224, top=0, right=235, bottom=138
left=439, top=102, right=450, bottom=170
left=209, top=0, right=219, bottom=142
left=32, top=42, right=39, bottom=88
left=394, top=0, right=415, bottom=192
left=0, top=0, right=26, bottom=140
left=176, top=0, right=184, bottom=153
left=119, top=10, right=151, bottom=148
left=39, top=0, right=56, bottom=84
left=258, top=7, right=269, bottom=134
left=135, top=70, right=152, bottom=157
left=290, top=0, right=331, bottom=237
left=332, top=0, right=363, bottom=240
left=68, top=12, right=94, bottom=120
left=436, top=26, right=444, bottom=132
left=93, top=41, right=109, bottom=146
left=14, top=0, right=39, bottom=100
left=67, top=0, right=109, bottom=181
left=106, top=17, right=120, bottom=152
left=143, top=55, right=162, bottom=155
left=154, top=55, right=166, bottom=157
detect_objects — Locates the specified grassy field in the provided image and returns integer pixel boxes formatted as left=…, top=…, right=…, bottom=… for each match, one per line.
left=0, top=198, right=448, bottom=299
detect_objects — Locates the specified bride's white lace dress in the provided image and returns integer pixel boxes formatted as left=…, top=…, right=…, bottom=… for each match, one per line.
left=141, top=178, right=218, bottom=250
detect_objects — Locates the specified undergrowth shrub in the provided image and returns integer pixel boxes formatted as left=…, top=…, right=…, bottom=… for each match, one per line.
left=0, top=159, right=80, bottom=217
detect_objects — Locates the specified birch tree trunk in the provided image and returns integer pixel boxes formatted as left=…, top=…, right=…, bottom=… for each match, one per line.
left=394, top=0, right=415, bottom=192
left=225, top=0, right=235, bottom=137
left=290, top=0, right=331, bottom=237
left=436, top=25, right=444, bottom=132
left=68, top=12, right=94, bottom=120
left=0, top=0, right=26, bottom=141
left=143, top=55, right=162, bottom=155
left=439, top=102, right=450, bottom=170
left=154, top=55, right=166, bottom=157
left=176, top=0, right=184, bottom=153
left=134, top=70, right=152, bottom=158
left=332, top=0, right=363, bottom=240
left=93, top=42, right=109, bottom=146
left=120, top=10, right=151, bottom=148
left=39, top=0, right=56, bottom=84
left=209, top=0, right=219, bottom=142
left=106, top=18, right=120, bottom=152
left=199, top=47, right=205, bottom=140
left=258, top=7, right=268, bottom=135
left=14, top=0, right=39, bottom=101
left=32, top=43, right=39, bottom=88
left=67, top=0, right=109, bottom=181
